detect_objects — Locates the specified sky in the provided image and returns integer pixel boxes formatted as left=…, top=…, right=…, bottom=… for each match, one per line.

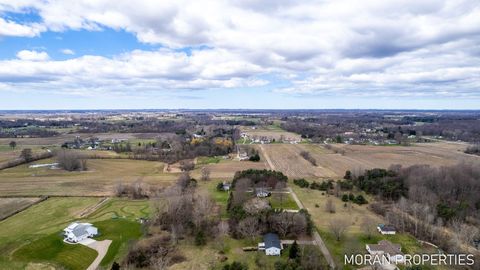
left=0, top=0, right=479, bottom=110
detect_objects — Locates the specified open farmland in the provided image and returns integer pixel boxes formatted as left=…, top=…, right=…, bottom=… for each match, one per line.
left=239, top=125, right=302, bottom=142
left=0, top=159, right=177, bottom=196
left=191, top=158, right=268, bottom=180
left=260, top=142, right=480, bottom=179
left=0, top=197, right=43, bottom=220
left=259, top=144, right=337, bottom=178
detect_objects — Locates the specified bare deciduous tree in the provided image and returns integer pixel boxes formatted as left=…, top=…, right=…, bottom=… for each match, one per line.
left=201, top=166, right=211, bottom=181
left=325, top=198, right=336, bottom=214
left=237, top=217, right=260, bottom=243
left=362, top=217, right=376, bottom=240
left=328, top=218, right=350, bottom=241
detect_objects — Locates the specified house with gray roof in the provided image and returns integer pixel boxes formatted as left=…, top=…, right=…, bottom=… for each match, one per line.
left=258, top=233, right=283, bottom=256
left=63, top=222, right=98, bottom=243
left=366, top=240, right=404, bottom=264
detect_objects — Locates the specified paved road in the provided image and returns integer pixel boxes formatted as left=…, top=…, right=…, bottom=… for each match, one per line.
left=80, top=239, right=112, bottom=270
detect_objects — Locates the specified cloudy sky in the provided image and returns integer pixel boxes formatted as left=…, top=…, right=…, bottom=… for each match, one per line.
left=0, top=0, right=479, bottom=110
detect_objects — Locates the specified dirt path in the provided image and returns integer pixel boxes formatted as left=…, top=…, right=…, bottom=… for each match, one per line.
left=84, top=240, right=112, bottom=270
left=78, top=197, right=109, bottom=218
left=259, top=144, right=276, bottom=170
left=288, top=187, right=336, bottom=269
left=261, top=144, right=336, bottom=269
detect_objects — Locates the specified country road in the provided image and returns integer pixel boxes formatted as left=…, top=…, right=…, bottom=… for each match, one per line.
left=259, top=144, right=336, bottom=269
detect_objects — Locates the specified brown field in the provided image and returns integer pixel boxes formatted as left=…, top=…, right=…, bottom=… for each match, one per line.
left=260, top=141, right=480, bottom=179
left=0, top=197, right=43, bottom=220
left=259, top=144, right=333, bottom=178
left=191, top=159, right=268, bottom=180
left=239, top=126, right=301, bottom=141
left=0, top=159, right=178, bottom=196
left=0, top=132, right=160, bottom=147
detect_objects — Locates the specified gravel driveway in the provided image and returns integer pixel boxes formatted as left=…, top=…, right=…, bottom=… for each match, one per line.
left=80, top=239, right=112, bottom=270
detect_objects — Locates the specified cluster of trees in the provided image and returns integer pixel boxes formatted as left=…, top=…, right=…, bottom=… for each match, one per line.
left=232, top=169, right=288, bottom=189
left=351, top=163, right=480, bottom=257
left=293, top=178, right=334, bottom=192
left=56, top=150, right=87, bottom=171
left=341, top=193, right=367, bottom=205
left=348, top=168, right=407, bottom=200
left=0, top=119, right=61, bottom=138
left=154, top=173, right=219, bottom=246
left=131, top=134, right=234, bottom=164
left=112, top=142, right=132, bottom=153
left=465, top=144, right=480, bottom=155
left=1, top=148, right=53, bottom=170
left=113, top=180, right=163, bottom=199
left=123, top=234, right=185, bottom=269
left=300, top=151, right=317, bottom=166
left=227, top=176, right=313, bottom=240
left=271, top=244, right=324, bottom=270
left=121, top=172, right=223, bottom=269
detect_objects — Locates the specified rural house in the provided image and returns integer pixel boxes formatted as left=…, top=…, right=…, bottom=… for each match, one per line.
left=258, top=233, right=283, bottom=256
left=255, top=187, right=271, bottom=198
left=366, top=240, right=404, bottom=264
left=222, top=182, right=231, bottom=191
left=377, top=224, right=396, bottom=235
left=63, top=222, right=98, bottom=243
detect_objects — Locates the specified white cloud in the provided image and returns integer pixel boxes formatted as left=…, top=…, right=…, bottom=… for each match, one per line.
left=0, top=0, right=480, bottom=98
left=0, top=17, right=45, bottom=37
left=61, top=49, right=75, bottom=55
left=16, top=50, right=50, bottom=61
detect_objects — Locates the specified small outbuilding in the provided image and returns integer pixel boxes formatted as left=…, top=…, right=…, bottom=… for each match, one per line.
left=377, top=224, right=396, bottom=235
left=258, top=233, right=283, bottom=256
left=63, top=222, right=98, bottom=243
left=222, top=182, right=231, bottom=191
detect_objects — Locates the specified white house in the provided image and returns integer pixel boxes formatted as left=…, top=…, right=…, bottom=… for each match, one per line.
left=377, top=224, right=396, bottom=235
left=255, top=188, right=270, bottom=198
left=63, top=222, right=98, bottom=243
left=258, top=233, right=283, bottom=256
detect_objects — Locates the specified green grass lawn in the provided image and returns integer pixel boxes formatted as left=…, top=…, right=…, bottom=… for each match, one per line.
left=95, top=219, right=143, bottom=267
left=196, top=156, right=222, bottom=165
left=319, top=228, right=435, bottom=270
left=0, top=197, right=150, bottom=269
left=13, top=233, right=97, bottom=270
left=174, top=236, right=295, bottom=270
left=269, top=193, right=299, bottom=210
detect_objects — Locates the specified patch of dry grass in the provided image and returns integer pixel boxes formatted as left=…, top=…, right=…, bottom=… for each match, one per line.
left=0, top=159, right=177, bottom=196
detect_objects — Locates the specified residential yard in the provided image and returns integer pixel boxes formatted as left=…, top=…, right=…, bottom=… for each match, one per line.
left=292, top=185, right=445, bottom=269
left=0, top=197, right=149, bottom=270
left=172, top=237, right=297, bottom=270
left=13, top=233, right=98, bottom=270
left=269, top=193, right=299, bottom=210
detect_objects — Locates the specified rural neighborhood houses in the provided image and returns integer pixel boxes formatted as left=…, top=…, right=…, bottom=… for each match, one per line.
left=377, top=224, right=396, bottom=235
left=63, top=222, right=98, bottom=243
left=258, top=233, right=283, bottom=256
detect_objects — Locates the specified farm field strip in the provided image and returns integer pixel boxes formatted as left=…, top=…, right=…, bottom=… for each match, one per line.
left=0, top=197, right=44, bottom=220
left=0, top=159, right=177, bottom=196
